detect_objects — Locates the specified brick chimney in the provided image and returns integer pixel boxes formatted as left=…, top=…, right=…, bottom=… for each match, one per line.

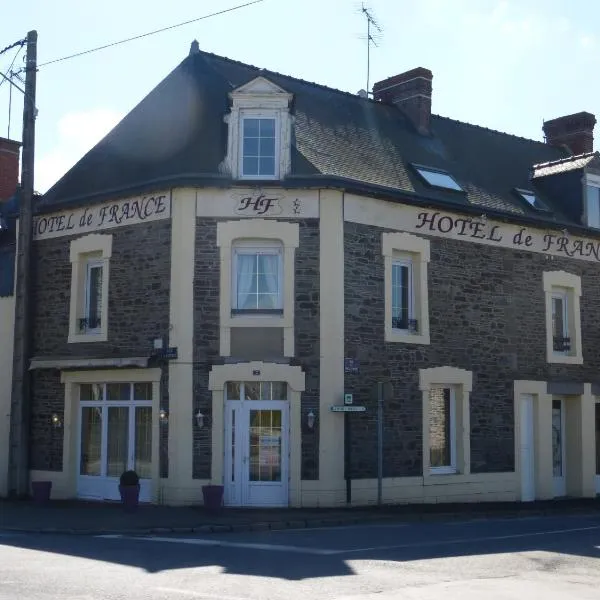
left=373, top=67, right=433, bottom=135
left=543, top=111, right=596, bottom=155
left=0, top=137, right=21, bottom=202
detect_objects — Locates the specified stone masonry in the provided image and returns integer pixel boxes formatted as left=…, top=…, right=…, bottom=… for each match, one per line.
left=344, top=221, right=600, bottom=479
left=30, top=220, right=171, bottom=472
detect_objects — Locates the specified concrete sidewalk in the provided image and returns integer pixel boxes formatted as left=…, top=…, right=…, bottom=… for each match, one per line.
left=0, top=497, right=598, bottom=536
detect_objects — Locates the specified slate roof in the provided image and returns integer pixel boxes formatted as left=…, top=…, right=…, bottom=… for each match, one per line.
left=531, top=152, right=597, bottom=178
left=40, top=46, right=578, bottom=228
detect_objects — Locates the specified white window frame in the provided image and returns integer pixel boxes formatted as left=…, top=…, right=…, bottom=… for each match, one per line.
left=585, top=174, right=600, bottom=229
left=428, top=386, right=457, bottom=475
left=217, top=220, right=299, bottom=357
left=382, top=232, right=430, bottom=345
left=231, top=240, right=283, bottom=312
left=239, top=113, right=280, bottom=180
left=391, top=255, right=415, bottom=333
left=84, top=259, right=104, bottom=334
left=222, top=76, right=293, bottom=181
left=68, top=234, right=112, bottom=344
left=543, top=271, right=582, bottom=365
left=419, top=366, right=472, bottom=480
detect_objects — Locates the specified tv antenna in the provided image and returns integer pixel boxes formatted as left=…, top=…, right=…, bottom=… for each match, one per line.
left=359, top=4, right=382, bottom=96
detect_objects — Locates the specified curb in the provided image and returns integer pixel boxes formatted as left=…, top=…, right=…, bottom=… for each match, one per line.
left=1, top=506, right=599, bottom=537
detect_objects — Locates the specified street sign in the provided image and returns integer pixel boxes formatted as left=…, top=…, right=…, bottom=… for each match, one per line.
left=344, top=358, right=360, bottom=374
left=344, top=393, right=353, bottom=405
left=330, top=405, right=366, bottom=413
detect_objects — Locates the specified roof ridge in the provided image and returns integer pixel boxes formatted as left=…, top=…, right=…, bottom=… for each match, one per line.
left=194, top=47, right=382, bottom=104
left=432, top=113, right=556, bottom=147
left=532, top=151, right=597, bottom=169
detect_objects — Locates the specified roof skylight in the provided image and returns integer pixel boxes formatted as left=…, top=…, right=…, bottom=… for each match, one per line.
left=413, top=165, right=463, bottom=191
left=516, top=189, right=549, bottom=211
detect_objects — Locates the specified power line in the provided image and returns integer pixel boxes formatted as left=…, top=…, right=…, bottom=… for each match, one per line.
left=0, top=39, right=26, bottom=57
left=38, top=0, right=267, bottom=68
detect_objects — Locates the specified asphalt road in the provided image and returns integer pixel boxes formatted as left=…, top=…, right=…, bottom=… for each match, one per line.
left=1, top=513, right=599, bottom=599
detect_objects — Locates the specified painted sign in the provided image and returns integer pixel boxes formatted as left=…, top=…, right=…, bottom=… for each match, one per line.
left=330, top=405, right=367, bottom=412
left=345, top=194, right=600, bottom=264
left=33, top=192, right=171, bottom=240
left=197, top=188, right=319, bottom=219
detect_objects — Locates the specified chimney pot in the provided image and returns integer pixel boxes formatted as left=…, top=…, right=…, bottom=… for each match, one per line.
left=189, top=40, right=200, bottom=56
left=543, top=111, right=596, bottom=155
left=0, top=137, right=21, bottom=203
left=373, top=67, right=433, bottom=135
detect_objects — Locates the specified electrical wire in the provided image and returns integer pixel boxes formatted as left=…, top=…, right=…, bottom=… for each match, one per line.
left=38, top=0, right=266, bottom=68
left=0, top=39, right=26, bottom=57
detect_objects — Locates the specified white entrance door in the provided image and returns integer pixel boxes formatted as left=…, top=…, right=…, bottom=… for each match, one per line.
left=78, top=382, right=153, bottom=502
left=552, top=399, right=567, bottom=497
left=520, top=394, right=535, bottom=502
left=595, top=401, right=600, bottom=495
left=224, top=382, right=289, bottom=507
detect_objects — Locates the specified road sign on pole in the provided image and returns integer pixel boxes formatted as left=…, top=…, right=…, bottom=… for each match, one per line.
left=330, top=405, right=366, bottom=413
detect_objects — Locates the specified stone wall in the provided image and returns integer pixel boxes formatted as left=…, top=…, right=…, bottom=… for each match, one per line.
left=344, top=221, right=600, bottom=479
left=30, top=221, right=172, bottom=473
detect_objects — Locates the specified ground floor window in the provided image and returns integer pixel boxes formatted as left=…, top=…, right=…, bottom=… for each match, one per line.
left=429, top=387, right=456, bottom=474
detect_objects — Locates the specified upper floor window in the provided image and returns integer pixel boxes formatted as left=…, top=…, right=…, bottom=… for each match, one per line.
left=551, top=289, right=570, bottom=353
left=241, top=117, right=277, bottom=178
left=391, top=256, right=417, bottom=333
left=413, top=164, right=463, bottom=192
left=83, top=259, right=103, bottom=333
left=223, top=76, right=293, bottom=181
left=232, top=241, right=283, bottom=314
left=586, top=183, right=600, bottom=228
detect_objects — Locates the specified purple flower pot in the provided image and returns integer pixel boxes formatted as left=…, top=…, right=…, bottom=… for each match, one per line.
left=31, top=481, right=52, bottom=505
left=119, top=484, right=140, bottom=511
left=202, top=485, right=224, bottom=512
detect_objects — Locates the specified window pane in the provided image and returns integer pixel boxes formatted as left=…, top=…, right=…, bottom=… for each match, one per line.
left=249, top=409, right=282, bottom=482
left=88, top=265, right=103, bottom=326
left=587, top=185, right=600, bottom=228
left=244, top=382, right=261, bottom=400
left=80, top=407, right=102, bottom=476
left=106, top=407, right=129, bottom=477
left=259, top=118, right=275, bottom=136
left=226, top=382, right=241, bottom=400
left=134, top=407, right=152, bottom=479
left=243, top=157, right=259, bottom=176
left=259, top=157, right=275, bottom=176
left=133, top=382, right=152, bottom=401
left=256, top=293, right=278, bottom=309
left=259, top=136, right=275, bottom=157
left=243, top=136, right=259, bottom=156
left=236, top=253, right=258, bottom=308
left=80, top=383, right=103, bottom=402
left=107, top=383, right=131, bottom=401
left=552, top=296, right=565, bottom=338
left=552, top=400, right=563, bottom=477
left=243, top=118, right=260, bottom=137
left=430, top=388, right=451, bottom=468
left=392, top=263, right=410, bottom=329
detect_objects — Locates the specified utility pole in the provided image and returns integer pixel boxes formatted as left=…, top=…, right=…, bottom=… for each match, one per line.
left=8, top=30, right=37, bottom=498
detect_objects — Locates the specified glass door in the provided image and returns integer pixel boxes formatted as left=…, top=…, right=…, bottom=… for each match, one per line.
left=552, top=399, right=566, bottom=497
left=78, top=383, right=152, bottom=502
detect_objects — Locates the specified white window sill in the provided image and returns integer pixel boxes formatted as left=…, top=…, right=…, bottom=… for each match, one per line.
left=68, top=331, right=108, bottom=344
left=386, top=330, right=430, bottom=345
left=429, top=466, right=457, bottom=476
left=238, top=174, right=279, bottom=181
left=547, top=353, right=583, bottom=365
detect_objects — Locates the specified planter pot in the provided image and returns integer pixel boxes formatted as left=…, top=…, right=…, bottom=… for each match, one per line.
left=202, top=485, right=224, bottom=512
left=118, top=484, right=140, bottom=511
left=31, top=481, right=52, bottom=505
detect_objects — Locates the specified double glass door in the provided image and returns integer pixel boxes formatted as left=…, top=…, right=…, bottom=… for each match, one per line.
left=78, top=383, right=152, bottom=502
left=224, top=382, right=289, bottom=507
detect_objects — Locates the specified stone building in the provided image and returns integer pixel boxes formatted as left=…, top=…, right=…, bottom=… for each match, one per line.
left=14, top=43, right=600, bottom=506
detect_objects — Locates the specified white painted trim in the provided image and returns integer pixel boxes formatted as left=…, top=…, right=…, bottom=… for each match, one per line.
left=382, top=232, right=430, bottom=345
left=68, top=234, right=113, bottom=343
left=543, top=271, right=583, bottom=364
left=216, top=220, right=299, bottom=356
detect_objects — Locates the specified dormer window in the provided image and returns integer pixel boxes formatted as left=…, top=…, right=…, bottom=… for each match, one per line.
left=241, top=116, right=277, bottom=178
left=413, top=164, right=463, bottom=192
left=585, top=178, right=600, bottom=228
left=515, top=188, right=550, bottom=212
left=223, top=76, right=293, bottom=181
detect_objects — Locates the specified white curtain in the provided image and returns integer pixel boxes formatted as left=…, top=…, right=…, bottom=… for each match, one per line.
left=260, top=254, right=279, bottom=308
left=236, top=254, right=256, bottom=309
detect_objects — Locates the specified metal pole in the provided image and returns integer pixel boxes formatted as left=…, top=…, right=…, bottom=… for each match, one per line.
left=344, top=411, right=351, bottom=504
left=377, top=382, right=383, bottom=506
left=8, top=30, right=37, bottom=497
